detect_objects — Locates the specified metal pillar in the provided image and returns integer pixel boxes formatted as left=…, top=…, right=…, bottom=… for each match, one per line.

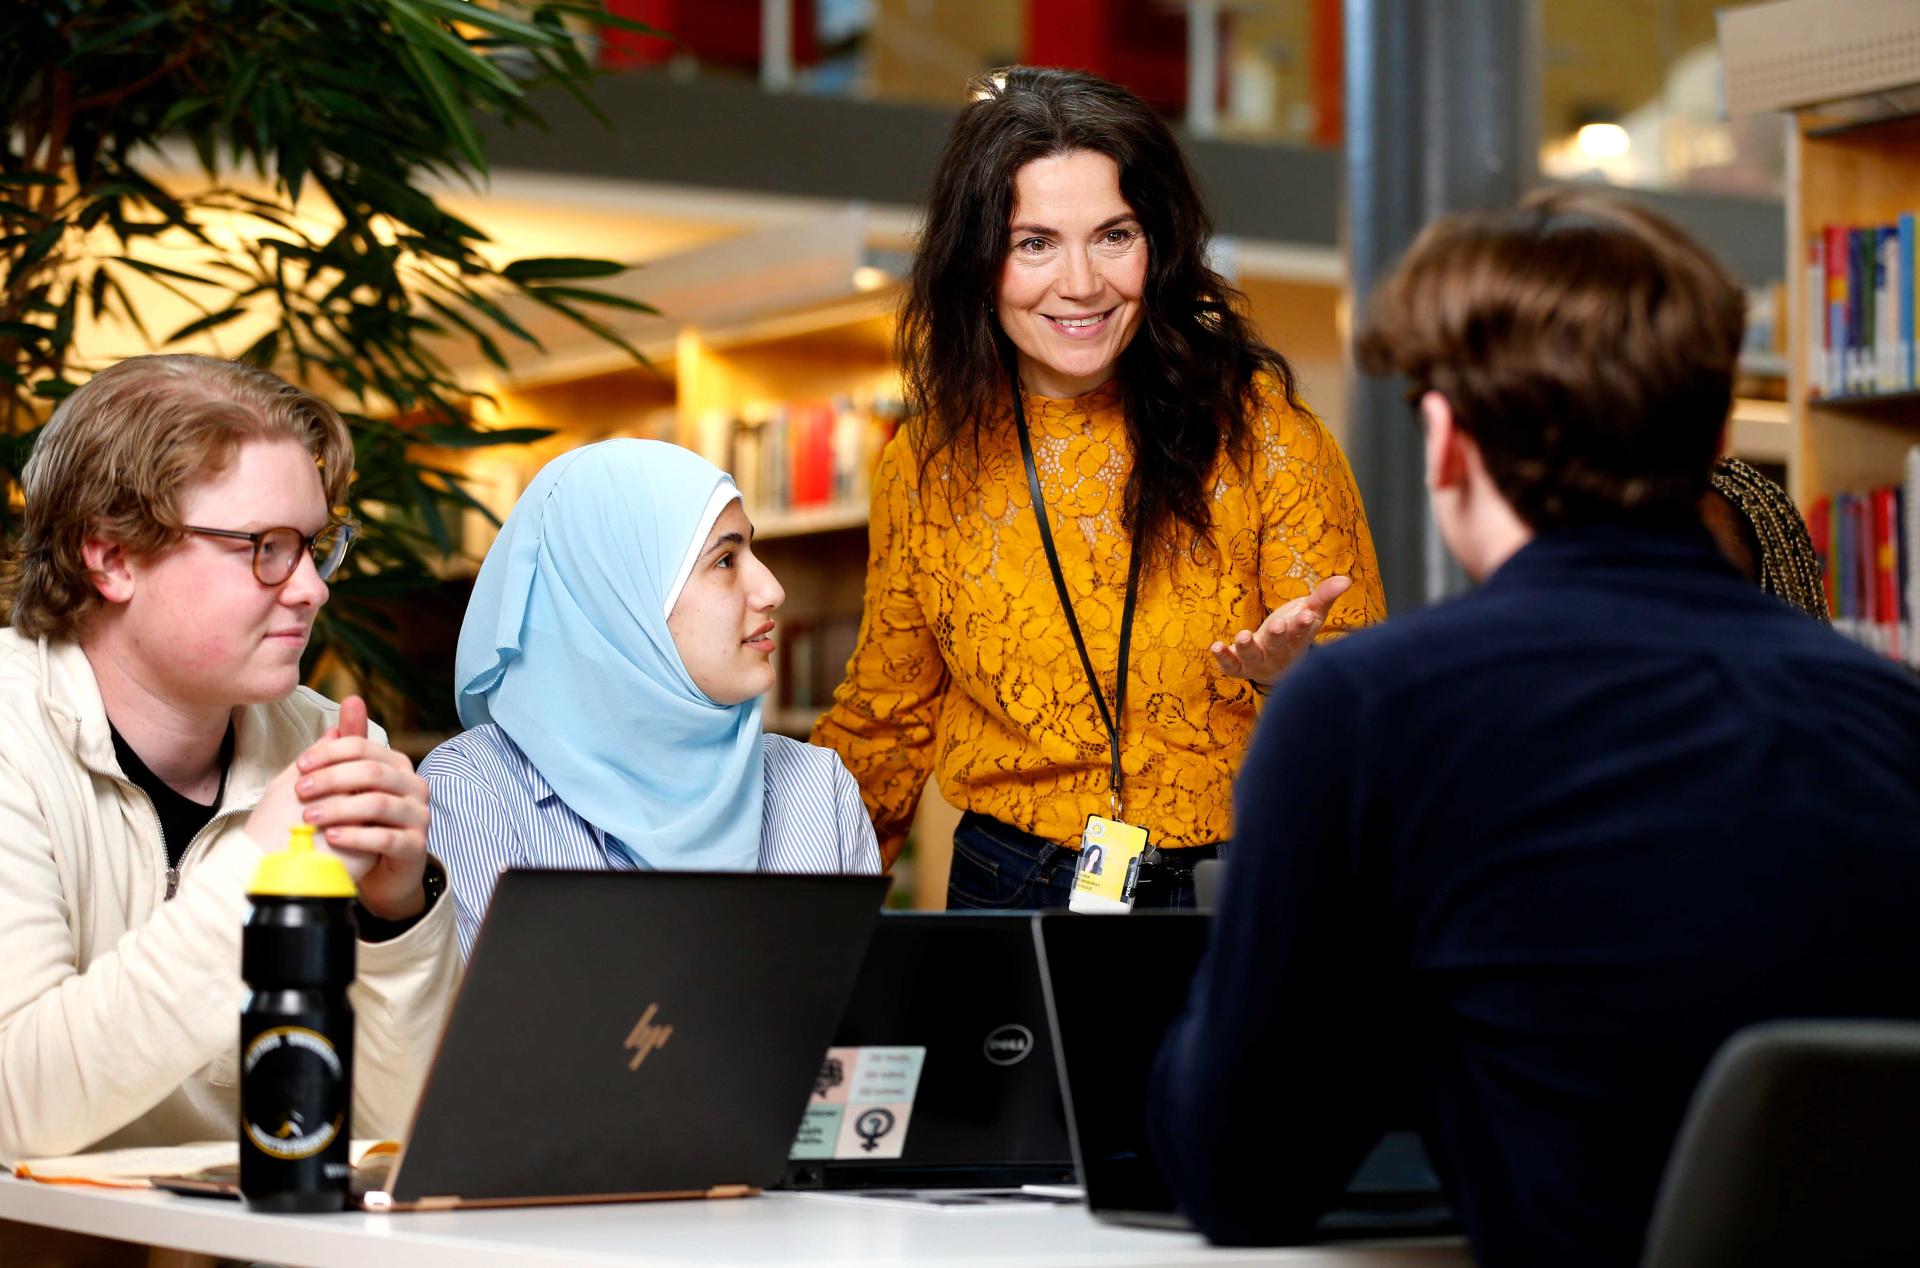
left=1344, top=0, right=1538, bottom=611
left=761, top=0, right=793, bottom=92
left=1186, top=1, right=1221, bottom=139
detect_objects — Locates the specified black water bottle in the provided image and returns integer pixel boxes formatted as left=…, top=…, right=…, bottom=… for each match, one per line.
left=240, top=823, right=358, bottom=1212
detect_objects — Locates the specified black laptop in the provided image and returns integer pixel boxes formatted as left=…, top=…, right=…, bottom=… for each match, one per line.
left=781, top=912, right=1076, bottom=1191
left=361, top=870, right=888, bottom=1209
left=1033, top=911, right=1453, bottom=1237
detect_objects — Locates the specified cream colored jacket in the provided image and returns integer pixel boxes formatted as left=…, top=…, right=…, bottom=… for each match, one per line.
left=0, top=629, right=460, bottom=1164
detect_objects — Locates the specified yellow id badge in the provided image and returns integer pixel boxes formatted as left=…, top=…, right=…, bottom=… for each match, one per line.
left=1068, top=815, right=1150, bottom=914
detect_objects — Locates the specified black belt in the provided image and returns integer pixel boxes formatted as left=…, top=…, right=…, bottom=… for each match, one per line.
left=1133, top=841, right=1220, bottom=878
left=959, top=812, right=1223, bottom=874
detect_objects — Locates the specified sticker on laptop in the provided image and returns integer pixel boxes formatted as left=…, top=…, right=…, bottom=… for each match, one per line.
left=790, top=1045, right=925, bottom=1161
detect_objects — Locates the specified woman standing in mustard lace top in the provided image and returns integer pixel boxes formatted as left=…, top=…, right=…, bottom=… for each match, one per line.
left=813, top=67, right=1386, bottom=909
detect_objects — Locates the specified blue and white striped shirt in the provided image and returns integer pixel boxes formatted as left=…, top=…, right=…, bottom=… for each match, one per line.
left=420, top=723, right=882, bottom=960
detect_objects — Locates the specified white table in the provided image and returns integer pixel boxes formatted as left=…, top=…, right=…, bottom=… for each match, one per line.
left=0, top=1178, right=1470, bottom=1268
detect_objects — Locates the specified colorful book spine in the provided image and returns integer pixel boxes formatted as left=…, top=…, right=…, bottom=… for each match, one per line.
left=1807, top=216, right=1920, bottom=401
left=1877, top=226, right=1898, bottom=393
left=1836, top=491, right=1855, bottom=626
left=1826, top=223, right=1849, bottom=399
left=1907, top=448, right=1920, bottom=666
left=1900, top=212, right=1917, bottom=391
left=1810, top=465, right=1920, bottom=666
left=715, top=391, right=905, bottom=519
left=1807, top=234, right=1826, bottom=397
left=1850, top=228, right=1866, bottom=395
left=1874, top=487, right=1899, bottom=659
left=1808, top=494, right=1834, bottom=614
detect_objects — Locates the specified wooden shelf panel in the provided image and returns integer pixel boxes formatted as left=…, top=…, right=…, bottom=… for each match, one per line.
left=1810, top=388, right=1920, bottom=410
left=1795, top=401, right=1920, bottom=502
left=1729, top=397, right=1792, bottom=466
left=1797, top=115, right=1920, bottom=230
left=752, top=503, right=869, bottom=539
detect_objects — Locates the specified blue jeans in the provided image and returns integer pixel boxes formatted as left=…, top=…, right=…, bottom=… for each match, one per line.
left=945, top=812, right=1220, bottom=911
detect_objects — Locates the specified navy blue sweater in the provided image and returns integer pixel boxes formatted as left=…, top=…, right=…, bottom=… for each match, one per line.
left=1148, top=526, right=1920, bottom=1267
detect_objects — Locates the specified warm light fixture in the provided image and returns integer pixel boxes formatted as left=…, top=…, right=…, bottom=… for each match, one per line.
left=852, top=265, right=891, bottom=292
left=1574, top=122, right=1631, bottom=162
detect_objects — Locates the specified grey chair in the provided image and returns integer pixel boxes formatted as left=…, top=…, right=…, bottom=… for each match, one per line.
left=1642, top=1018, right=1920, bottom=1268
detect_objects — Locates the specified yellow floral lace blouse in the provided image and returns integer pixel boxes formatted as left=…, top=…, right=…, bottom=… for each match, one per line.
left=812, top=378, right=1386, bottom=865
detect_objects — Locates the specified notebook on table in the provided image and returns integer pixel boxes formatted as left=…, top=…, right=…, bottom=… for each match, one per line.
left=1032, top=911, right=1453, bottom=1237
left=779, top=912, right=1075, bottom=1192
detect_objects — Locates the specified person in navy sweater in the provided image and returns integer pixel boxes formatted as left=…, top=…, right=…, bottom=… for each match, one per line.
left=1147, top=191, right=1920, bottom=1268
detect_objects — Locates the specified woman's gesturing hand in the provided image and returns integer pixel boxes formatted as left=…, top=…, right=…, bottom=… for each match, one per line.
left=1210, top=575, right=1354, bottom=689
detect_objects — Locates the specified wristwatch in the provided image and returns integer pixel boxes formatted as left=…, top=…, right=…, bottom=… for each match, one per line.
left=354, top=857, right=447, bottom=942
left=419, top=856, right=448, bottom=910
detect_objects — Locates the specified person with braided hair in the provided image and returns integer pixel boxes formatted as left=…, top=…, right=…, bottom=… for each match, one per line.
left=1701, top=456, right=1830, bottom=621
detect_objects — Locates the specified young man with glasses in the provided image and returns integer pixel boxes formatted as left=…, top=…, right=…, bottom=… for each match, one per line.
left=0, top=354, right=457, bottom=1172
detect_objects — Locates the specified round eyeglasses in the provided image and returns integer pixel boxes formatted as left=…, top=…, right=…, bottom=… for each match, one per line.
left=182, top=521, right=358, bottom=585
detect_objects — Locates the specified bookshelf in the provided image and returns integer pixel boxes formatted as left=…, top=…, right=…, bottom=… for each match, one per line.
left=1781, top=109, right=1920, bottom=663
left=1717, top=0, right=1920, bottom=659
left=1786, top=112, right=1920, bottom=503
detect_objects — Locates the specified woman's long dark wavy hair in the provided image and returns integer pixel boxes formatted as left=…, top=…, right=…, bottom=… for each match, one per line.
left=900, top=65, right=1300, bottom=553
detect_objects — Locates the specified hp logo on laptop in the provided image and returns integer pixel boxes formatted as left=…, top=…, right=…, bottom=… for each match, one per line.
left=984, top=1023, right=1035, bottom=1066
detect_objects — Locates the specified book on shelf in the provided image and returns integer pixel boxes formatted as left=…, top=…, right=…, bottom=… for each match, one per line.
left=774, top=613, right=860, bottom=718
left=705, top=391, right=905, bottom=524
left=1810, top=215, right=1919, bottom=399
left=1808, top=446, right=1920, bottom=668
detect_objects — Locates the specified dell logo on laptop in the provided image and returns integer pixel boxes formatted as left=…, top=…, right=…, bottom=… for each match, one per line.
left=984, top=1023, right=1034, bottom=1066
left=625, top=1003, right=673, bottom=1070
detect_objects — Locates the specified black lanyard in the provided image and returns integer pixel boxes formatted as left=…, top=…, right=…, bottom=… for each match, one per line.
left=1010, top=378, right=1144, bottom=819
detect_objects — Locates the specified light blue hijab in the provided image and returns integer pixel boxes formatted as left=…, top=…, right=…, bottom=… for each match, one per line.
left=454, top=439, right=763, bottom=871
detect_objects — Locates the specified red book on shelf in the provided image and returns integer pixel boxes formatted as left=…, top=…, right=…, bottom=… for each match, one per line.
left=1875, top=486, right=1901, bottom=660
left=1856, top=492, right=1877, bottom=634
left=789, top=402, right=834, bottom=508
left=1807, top=494, right=1833, bottom=612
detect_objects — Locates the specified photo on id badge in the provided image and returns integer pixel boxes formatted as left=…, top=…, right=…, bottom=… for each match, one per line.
left=1070, top=815, right=1149, bottom=913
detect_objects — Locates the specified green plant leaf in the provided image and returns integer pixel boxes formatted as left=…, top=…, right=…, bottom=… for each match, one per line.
left=524, top=284, right=655, bottom=313
left=415, top=424, right=554, bottom=448
left=409, top=0, right=568, bottom=45
left=524, top=291, right=642, bottom=361
left=156, top=95, right=217, bottom=133
left=14, top=222, right=68, bottom=273
left=533, top=2, right=670, bottom=38
left=240, top=328, right=282, bottom=367
left=389, top=2, right=524, bottom=98
left=165, top=305, right=250, bottom=343
left=68, top=8, right=174, bottom=56
left=113, top=256, right=221, bottom=288
left=393, top=28, right=490, bottom=172
left=502, top=257, right=625, bottom=282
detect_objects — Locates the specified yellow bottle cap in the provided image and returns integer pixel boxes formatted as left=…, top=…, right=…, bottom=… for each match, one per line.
left=250, top=824, right=358, bottom=898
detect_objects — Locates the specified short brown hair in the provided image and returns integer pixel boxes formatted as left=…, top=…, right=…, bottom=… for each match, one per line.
left=4, top=354, right=354, bottom=640
left=1355, top=190, right=1745, bottom=529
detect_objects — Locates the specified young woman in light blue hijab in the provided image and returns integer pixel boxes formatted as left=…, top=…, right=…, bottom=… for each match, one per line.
left=421, top=439, right=880, bottom=959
